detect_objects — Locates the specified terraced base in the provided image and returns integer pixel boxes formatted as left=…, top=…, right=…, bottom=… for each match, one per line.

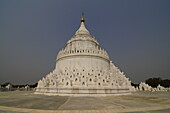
left=0, top=91, right=170, bottom=113
left=35, top=88, right=131, bottom=96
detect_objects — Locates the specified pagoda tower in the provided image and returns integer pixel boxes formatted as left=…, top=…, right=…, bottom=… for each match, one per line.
left=35, top=16, right=135, bottom=96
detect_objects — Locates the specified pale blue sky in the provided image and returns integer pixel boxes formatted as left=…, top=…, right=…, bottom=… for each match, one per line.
left=0, top=0, right=170, bottom=84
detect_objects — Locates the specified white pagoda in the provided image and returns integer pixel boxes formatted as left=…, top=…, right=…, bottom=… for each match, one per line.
left=35, top=16, right=134, bottom=96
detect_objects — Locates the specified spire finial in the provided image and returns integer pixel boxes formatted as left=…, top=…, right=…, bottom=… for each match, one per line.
left=82, top=12, right=84, bottom=17
left=81, top=12, right=85, bottom=22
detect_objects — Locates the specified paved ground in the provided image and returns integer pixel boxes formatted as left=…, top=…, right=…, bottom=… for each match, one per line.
left=0, top=91, right=170, bottom=113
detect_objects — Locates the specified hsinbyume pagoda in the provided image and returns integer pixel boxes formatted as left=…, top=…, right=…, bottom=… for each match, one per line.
left=35, top=16, right=135, bottom=96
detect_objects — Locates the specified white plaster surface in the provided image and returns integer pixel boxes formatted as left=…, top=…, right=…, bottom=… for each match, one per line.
left=35, top=18, right=135, bottom=96
left=137, top=82, right=170, bottom=92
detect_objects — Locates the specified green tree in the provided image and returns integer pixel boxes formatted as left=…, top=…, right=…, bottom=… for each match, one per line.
left=160, top=79, right=170, bottom=88
left=145, top=77, right=162, bottom=88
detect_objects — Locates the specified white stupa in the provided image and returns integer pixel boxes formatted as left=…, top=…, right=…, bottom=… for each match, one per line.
left=35, top=15, right=135, bottom=96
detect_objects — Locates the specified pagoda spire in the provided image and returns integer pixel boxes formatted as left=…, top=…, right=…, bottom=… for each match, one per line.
left=75, top=13, right=90, bottom=35
left=81, top=12, right=85, bottom=22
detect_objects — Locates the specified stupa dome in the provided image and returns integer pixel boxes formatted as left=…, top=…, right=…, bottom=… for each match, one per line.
left=35, top=16, right=135, bottom=96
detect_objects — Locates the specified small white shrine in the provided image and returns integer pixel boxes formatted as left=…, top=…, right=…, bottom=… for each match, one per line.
left=35, top=16, right=135, bottom=96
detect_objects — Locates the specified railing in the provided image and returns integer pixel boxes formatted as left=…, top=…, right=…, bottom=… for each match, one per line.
left=56, top=48, right=109, bottom=61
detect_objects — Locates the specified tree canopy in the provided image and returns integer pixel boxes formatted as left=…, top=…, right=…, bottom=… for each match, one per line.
left=145, top=77, right=170, bottom=88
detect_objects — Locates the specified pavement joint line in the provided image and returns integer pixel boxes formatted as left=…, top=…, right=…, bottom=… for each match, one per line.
left=96, top=97, right=129, bottom=109
left=57, top=96, right=71, bottom=110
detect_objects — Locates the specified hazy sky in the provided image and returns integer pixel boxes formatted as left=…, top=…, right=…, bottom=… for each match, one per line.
left=0, top=0, right=170, bottom=84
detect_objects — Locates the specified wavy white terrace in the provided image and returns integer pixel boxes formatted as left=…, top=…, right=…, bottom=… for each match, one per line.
left=35, top=16, right=135, bottom=96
